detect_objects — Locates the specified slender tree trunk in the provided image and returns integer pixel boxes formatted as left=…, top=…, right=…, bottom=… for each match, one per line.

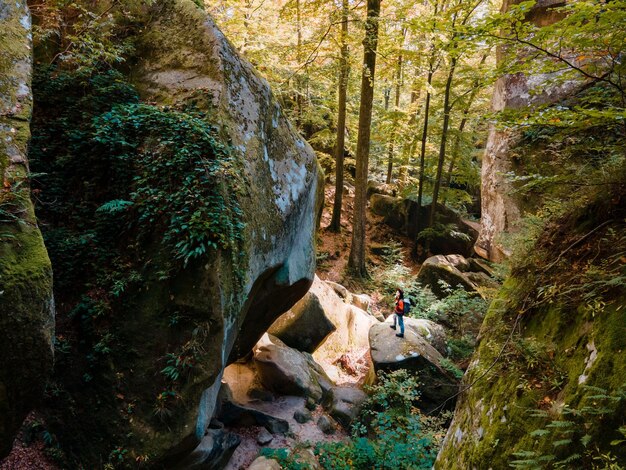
left=415, top=64, right=434, bottom=236
left=329, top=0, right=350, bottom=232
left=397, top=76, right=422, bottom=189
left=441, top=115, right=468, bottom=203
left=295, top=0, right=303, bottom=127
left=348, top=0, right=381, bottom=278
left=429, top=56, right=457, bottom=229
left=415, top=1, right=442, bottom=241
left=385, top=29, right=405, bottom=184
left=442, top=53, right=488, bottom=204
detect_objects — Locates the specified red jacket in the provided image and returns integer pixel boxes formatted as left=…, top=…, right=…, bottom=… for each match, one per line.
left=395, top=299, right=404, bottom=315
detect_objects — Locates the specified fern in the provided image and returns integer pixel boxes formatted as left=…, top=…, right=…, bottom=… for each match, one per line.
left=96, top=199, right=133, bottom=214
left=545, top=420, right=574, bottom=429
left=552, top=439, right=573, bottom=448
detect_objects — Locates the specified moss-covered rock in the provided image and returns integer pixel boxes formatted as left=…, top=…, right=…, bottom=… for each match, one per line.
left=0, top=0, right=54, bottom=457
left=369, top=195, right=478, bottom=258
left=27, top=0, right=321, bottom=465
left=436, top=216, right=626, bottom=468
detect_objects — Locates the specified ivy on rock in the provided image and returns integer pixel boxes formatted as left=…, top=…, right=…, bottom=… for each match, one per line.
left=93, top=102, right=244, bottom=267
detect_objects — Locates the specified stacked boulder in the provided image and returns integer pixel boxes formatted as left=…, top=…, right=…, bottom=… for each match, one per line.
left=369, top=195, right=479, bottom=258
left=417, top=254, right=499, bottom=298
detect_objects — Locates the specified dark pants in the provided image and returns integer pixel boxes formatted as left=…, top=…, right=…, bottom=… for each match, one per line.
left=393, top=313, right=405, bottom=334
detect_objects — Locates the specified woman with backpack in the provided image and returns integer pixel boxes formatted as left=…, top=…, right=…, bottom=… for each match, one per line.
left=390, top=288, right=405, bottom=338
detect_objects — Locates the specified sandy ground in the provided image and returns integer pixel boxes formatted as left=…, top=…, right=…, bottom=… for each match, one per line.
left=223, top=364, right=349, bottom=470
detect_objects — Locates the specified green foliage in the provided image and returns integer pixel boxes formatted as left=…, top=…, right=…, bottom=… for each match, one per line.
left=510, top=385, right=626, bottom=469
left=315, top=370, right=442, bottom=470
left=31, top=65, right=244, bottom=294
left=447, top=335, right=476, bottom=361
left=259, top=448, right=312, bottom=470
left=412, top=281, right=488, bottom=340
left=29, top=64, right=244, bottom=466
left=93, top=102, right=244, bottom=266
left=440, top=357, right=464, bottom=379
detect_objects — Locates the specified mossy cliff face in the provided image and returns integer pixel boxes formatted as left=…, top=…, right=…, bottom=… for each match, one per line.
left=0, top=0, right=54, bottom=458
left=29, top=0, right=322, bottom=465
left=476, top=0, right=581, bottom=262
left=436, top=211, right=626, bottom=468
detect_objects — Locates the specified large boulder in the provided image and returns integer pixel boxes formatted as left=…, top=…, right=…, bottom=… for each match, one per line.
left=369, top=196, right=478, bottom=258
left=271, top=276, right=378, bottom=355
left=268, top=277, right=377, bottom=383
left=327, top=386, right=368, bottom=428
left=253, top=334, right=333, bottom=402
left=324, top=280, right=351, bottom=302
left=268, top=275, right=337, bottom=353
left=417, top=255, right=477, bottom=297
left=367, top=180, right=396, bottom=199
left=131, top=2, right=324, bottom=459
left=370, top=194, right=405, bottom=232
left=400, top=317, right=448, bottom=355
left=215, top=383, right=289, bottom=434
left=314, top=286, right=377, bottom=382
left=248, top=456, right=281, bottom=470
left=369, top=323, right=458, bottom=413
left=417, top=254, right=499, bottom=298
left=26, top=0, right=323, bottom=465
left=0, top=1, right=54, bottom=457
left=351, top=293, right=372, bottom=313
left=172, top=422, right=240, bottom=470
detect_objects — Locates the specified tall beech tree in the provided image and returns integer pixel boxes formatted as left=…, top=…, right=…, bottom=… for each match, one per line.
left=348, top=0, right=381, bottom=277
left=428, top=0, right=483, bottom=230
left=329, top=0, right=350, bottom=232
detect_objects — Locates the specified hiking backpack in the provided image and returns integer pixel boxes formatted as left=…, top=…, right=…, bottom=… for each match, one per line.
left=403, top=297, right=411, bottom=315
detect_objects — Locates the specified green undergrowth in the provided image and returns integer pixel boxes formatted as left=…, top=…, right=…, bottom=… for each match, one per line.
left=371, top=242, right=488, bottom=363
left=28, top=64, right=245, bottom=467
left=259, top=370, right=445, bottom=470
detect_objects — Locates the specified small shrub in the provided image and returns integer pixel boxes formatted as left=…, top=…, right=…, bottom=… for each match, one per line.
left=314, top=370, right=442, bottom=470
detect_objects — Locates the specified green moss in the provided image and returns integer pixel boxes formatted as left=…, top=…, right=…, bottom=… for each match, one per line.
left=437, top=273, right=626, bottom=469
left=0, top=0, right=54, bottom=456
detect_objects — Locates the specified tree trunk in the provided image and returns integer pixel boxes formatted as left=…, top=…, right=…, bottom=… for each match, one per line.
left=442, top=53, right=488, bottom=204
left=441, top=115, right=468, bottom=204
left=348, top=0, right=381, bottom=278
left=428, top=56, right=457, bottom=229
left=415, top=1, right=442, bottom=240
left=295, top=0, right=303, bottom=127
left=415, top=64, right=434, bottom=237
left=385, top=29, right=405, bottom=184
left=329, top=0, right=350, bottom=232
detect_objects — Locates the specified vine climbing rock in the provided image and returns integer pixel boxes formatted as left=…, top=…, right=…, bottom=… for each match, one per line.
left=0, top=1, right=54, bottom=457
